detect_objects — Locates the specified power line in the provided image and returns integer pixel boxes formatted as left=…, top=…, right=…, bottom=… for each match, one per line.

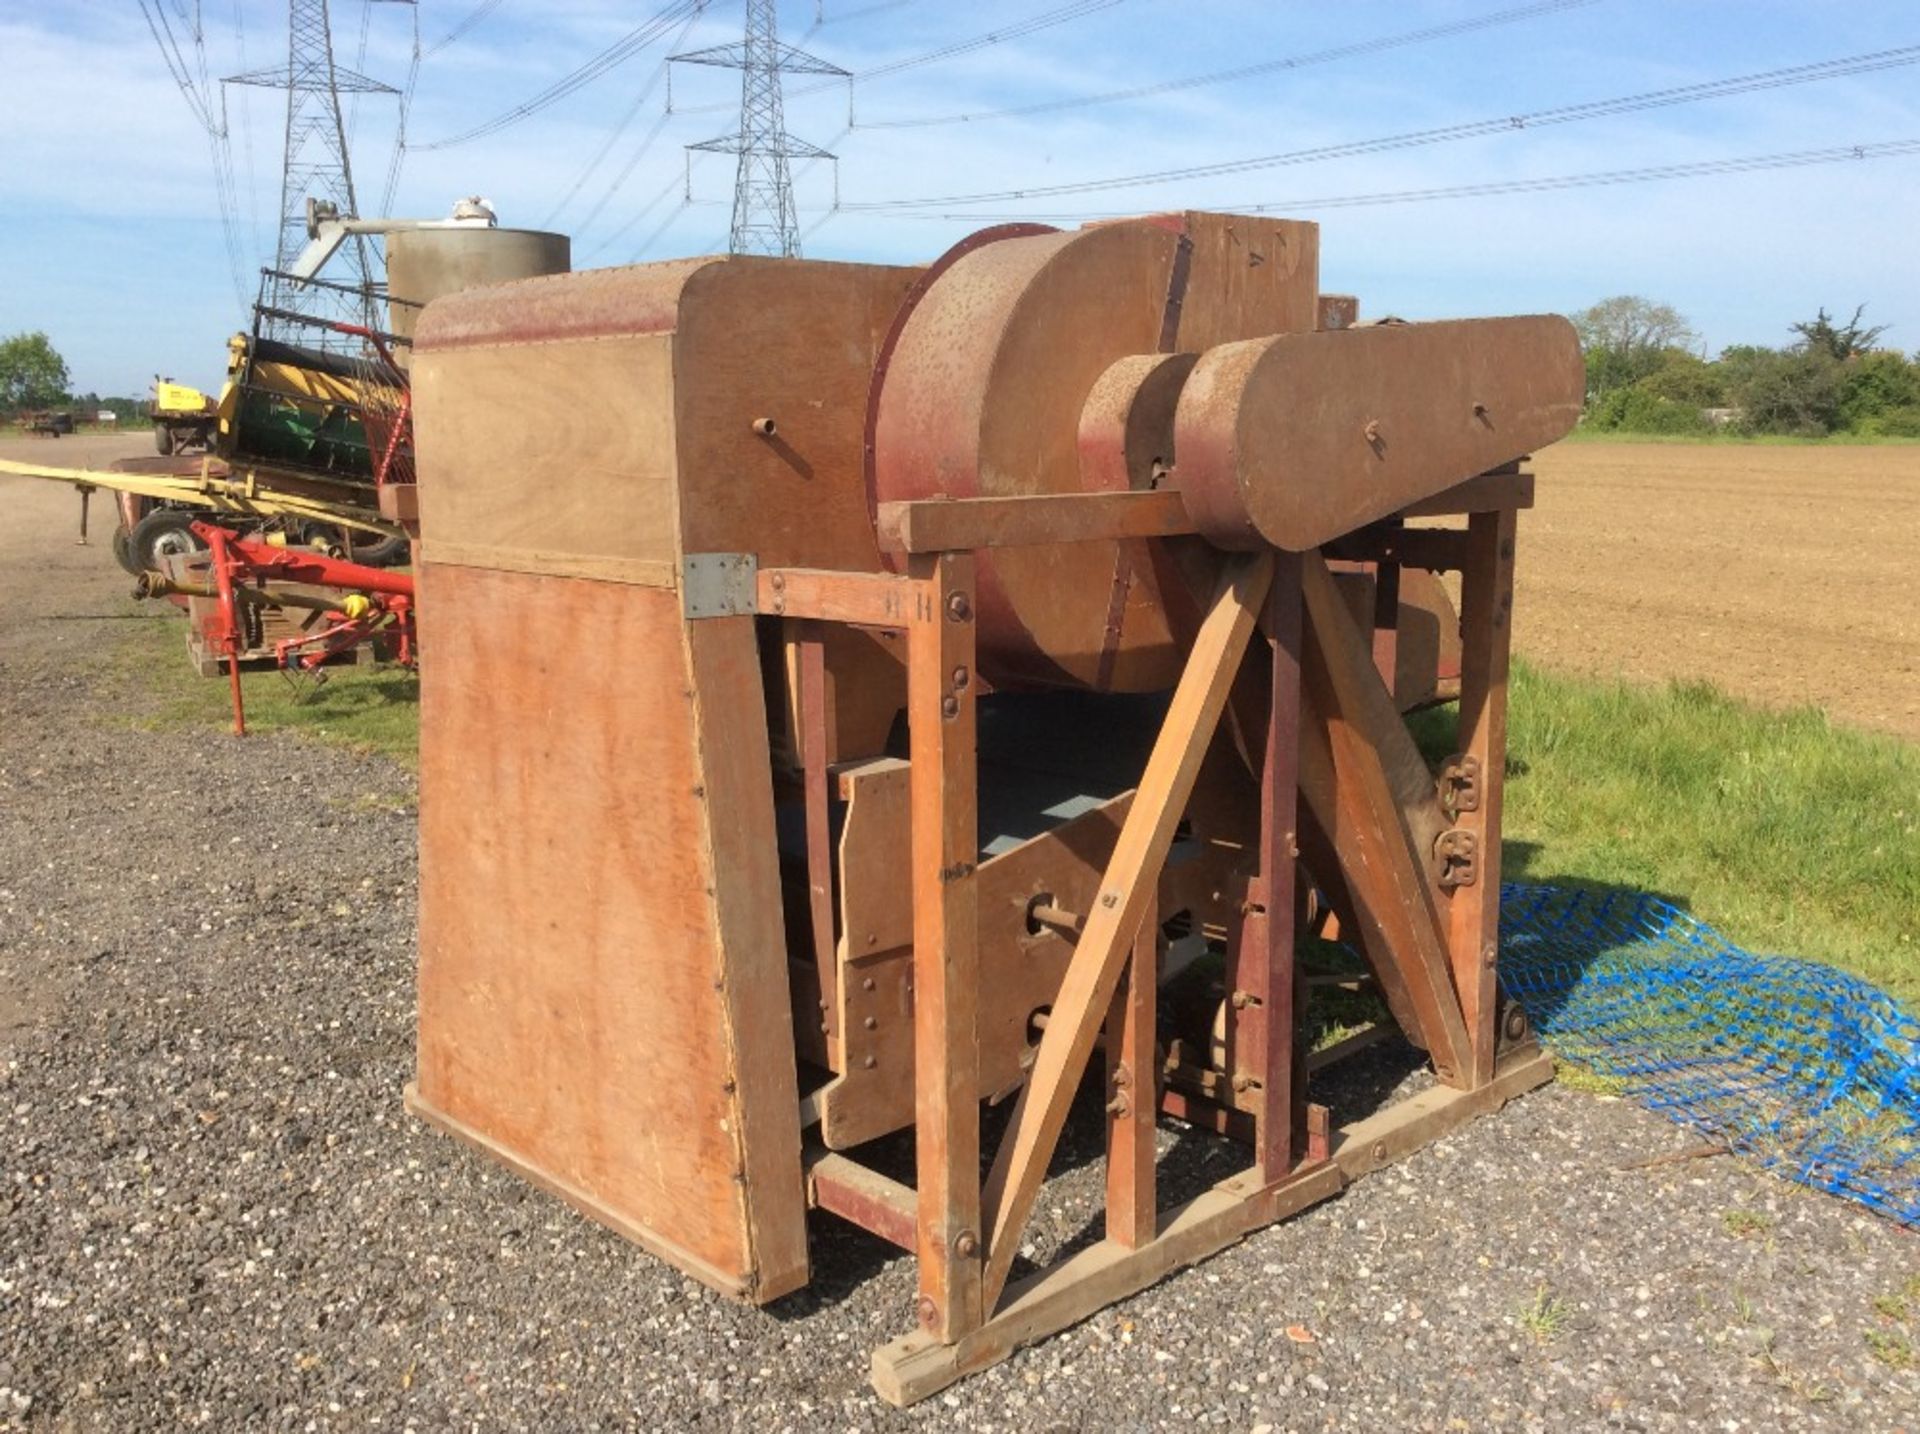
left=137, top=0, right=251, bottom=309
left=839, top=44, right=1920, bottom=211
left=802, top=0, right=918, bottom=41
left=584, top=172, right=682, bottom=261
left=631, top=194, right=695, bottom=261
left=378, top=4, right=423, bottom=216
left=414, top=0, right=705, bottom=150
left=569, top=109, right=675, bottom=239
left=542, top=2, right=704, bottom=232
left=858, top=139, right=1920, bottom=222
left=671, top=0, right=1129, bottom=115
left=423, top=0, right=510, bottom=58
left=853, top=0, right=1602, bottom=131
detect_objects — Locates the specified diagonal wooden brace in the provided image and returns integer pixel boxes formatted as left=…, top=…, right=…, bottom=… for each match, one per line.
left=1296, top=553, right=1473, bottom=1084
left=976, top=552, right=1275, bottom=1313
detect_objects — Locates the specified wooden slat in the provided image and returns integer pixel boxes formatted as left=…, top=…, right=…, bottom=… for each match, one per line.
left=758, top=567, right=922, bottom=629
left=808, top=1152, right=918, bottom=1252
left=1301, top=553, right=1454, bottom=886
left=1298, top=555, right=1474, bottom=1085
left=1447, top=508, right=1518, bottom=1086
left=877, top=489, right=1195, bottom=553
left=1323, top=525, right=1472, bottom=574
left=978, top=552, right=1275, bottom=1311
left=1369, top=521, right=1403, bottom=693
left=907, top=553, right=983, bottom=1340
left=684, top=615, right=813, bottom=1300
left=1104, top=895, right=1158, bottom=1250
left=793, top=625, right=841, bottom=1066
left=1397, top=468, right=1534, bottom=517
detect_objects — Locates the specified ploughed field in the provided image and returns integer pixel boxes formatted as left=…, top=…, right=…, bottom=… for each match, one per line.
left=1515, top=441, right=1920, bottom=743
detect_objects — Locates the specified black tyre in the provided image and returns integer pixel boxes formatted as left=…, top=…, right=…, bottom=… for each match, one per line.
left=129, top=509, right=208, bottom=574
left=110, top=525, right=138, bottom=575
left=154, top=424, right=175, bottom=456
left=345, top=531, right=411, bottom=568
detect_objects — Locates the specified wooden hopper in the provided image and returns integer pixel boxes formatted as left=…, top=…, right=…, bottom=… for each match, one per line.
left=403, top=213, right=1584, bottom=1403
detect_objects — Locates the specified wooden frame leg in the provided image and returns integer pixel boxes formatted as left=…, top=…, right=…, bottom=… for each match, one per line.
left=1447, top=508, right=1516, bottom=1087
left=1252, top=551, right=1303, bottom=1182
left=1104, top=894, right=1157, bottom=1249
left=792, top=621, right=840, bottom=1057
left=907, top=553, right=983, bottom=1340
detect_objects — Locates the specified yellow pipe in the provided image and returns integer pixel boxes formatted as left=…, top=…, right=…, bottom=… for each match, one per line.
left=0, top=458, right=404, bottom=538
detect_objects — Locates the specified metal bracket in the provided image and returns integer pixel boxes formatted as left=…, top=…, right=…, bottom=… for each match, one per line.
left=1438, top=753, right=1482, bottom=817
left=1434, top=828, right=1479, bottom=888
left=681, top=552, right=757, bottom=619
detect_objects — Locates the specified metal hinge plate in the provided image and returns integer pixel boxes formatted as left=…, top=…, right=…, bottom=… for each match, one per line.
left=681, top=552, right=757, bottom=619
left=1434, top=828, right=1479, bottom=888
left=1438, top=753, right=1482, bottom=817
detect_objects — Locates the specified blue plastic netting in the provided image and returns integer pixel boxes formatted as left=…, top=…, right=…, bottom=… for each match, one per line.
left=1498, top=884, right=1920, bottom=1225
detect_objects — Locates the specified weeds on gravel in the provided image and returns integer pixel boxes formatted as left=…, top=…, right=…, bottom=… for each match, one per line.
left=1412, top=660, right=1920, bottom=1004
left=1517, top=1287, right=1572, bottom=1343
left=1722, top=1208, right=1774, bottom=1238
left=1865, top=1329, right=1914, bottom=1370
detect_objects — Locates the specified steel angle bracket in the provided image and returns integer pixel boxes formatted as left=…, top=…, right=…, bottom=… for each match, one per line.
left=681, top=552, right=758, bottom=619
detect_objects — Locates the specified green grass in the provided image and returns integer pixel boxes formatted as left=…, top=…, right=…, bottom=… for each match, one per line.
left=1414, top=660, right=1920, bottom=1004
left=115, top=609, right=420, bottom=764
left=1561, top=428, right=1920, bottom=446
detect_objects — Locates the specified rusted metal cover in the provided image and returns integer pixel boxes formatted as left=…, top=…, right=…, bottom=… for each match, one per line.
left=1172, top=316, right=1584, bottom=551
left=869, top=213, right=1322, bottom=692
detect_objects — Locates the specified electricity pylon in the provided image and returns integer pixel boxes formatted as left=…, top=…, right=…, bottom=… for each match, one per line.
left=228, top=0, right=397, bottom=342
left=674, top=0, right=847, bottom=257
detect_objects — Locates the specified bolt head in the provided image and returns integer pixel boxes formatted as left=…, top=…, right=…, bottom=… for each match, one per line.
left=945, top=592, right=972, bottom=622
left=954, top=1231, right=978, bottom=1258
left=915, top=1295, right=938, bottom=1326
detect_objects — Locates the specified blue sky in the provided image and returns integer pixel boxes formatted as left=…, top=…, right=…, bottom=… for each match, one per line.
left=2, top=0, right=1915, bottom=395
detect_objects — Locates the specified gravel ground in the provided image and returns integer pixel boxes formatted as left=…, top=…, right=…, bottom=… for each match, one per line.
left=3, top=442, right=1918, bottom=1430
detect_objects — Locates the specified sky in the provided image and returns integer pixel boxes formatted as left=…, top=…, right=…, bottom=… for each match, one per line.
left=1, top=0, right=1915, bottom=396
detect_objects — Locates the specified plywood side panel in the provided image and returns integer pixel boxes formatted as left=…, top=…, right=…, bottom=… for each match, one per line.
left=412, top=333, right=679, bottom=577
left=414, top=563, right=762, bottom=1291
left=674, top=258, right=919, bottom=573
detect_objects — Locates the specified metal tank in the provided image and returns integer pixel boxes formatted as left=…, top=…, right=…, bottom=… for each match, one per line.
left=386, top=224, right=571, bottom=352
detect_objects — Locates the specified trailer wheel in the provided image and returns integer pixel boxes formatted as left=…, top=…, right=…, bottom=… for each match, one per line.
left=129, top=509, right=207, bottom=574
left=111, top=525, right=138, bottom=575
left=154, top=424, right=175, bottom=456
left=346, top=532, right=411, bottom=568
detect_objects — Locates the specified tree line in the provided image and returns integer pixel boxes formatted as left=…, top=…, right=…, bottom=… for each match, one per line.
left=1571, top=297, right=1919, bottom=438
left=0, top=331, right=150, bottom=423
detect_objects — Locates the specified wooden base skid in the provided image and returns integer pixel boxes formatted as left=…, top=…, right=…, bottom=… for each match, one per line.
left=870, top=1047, right=1553, bottom=1407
